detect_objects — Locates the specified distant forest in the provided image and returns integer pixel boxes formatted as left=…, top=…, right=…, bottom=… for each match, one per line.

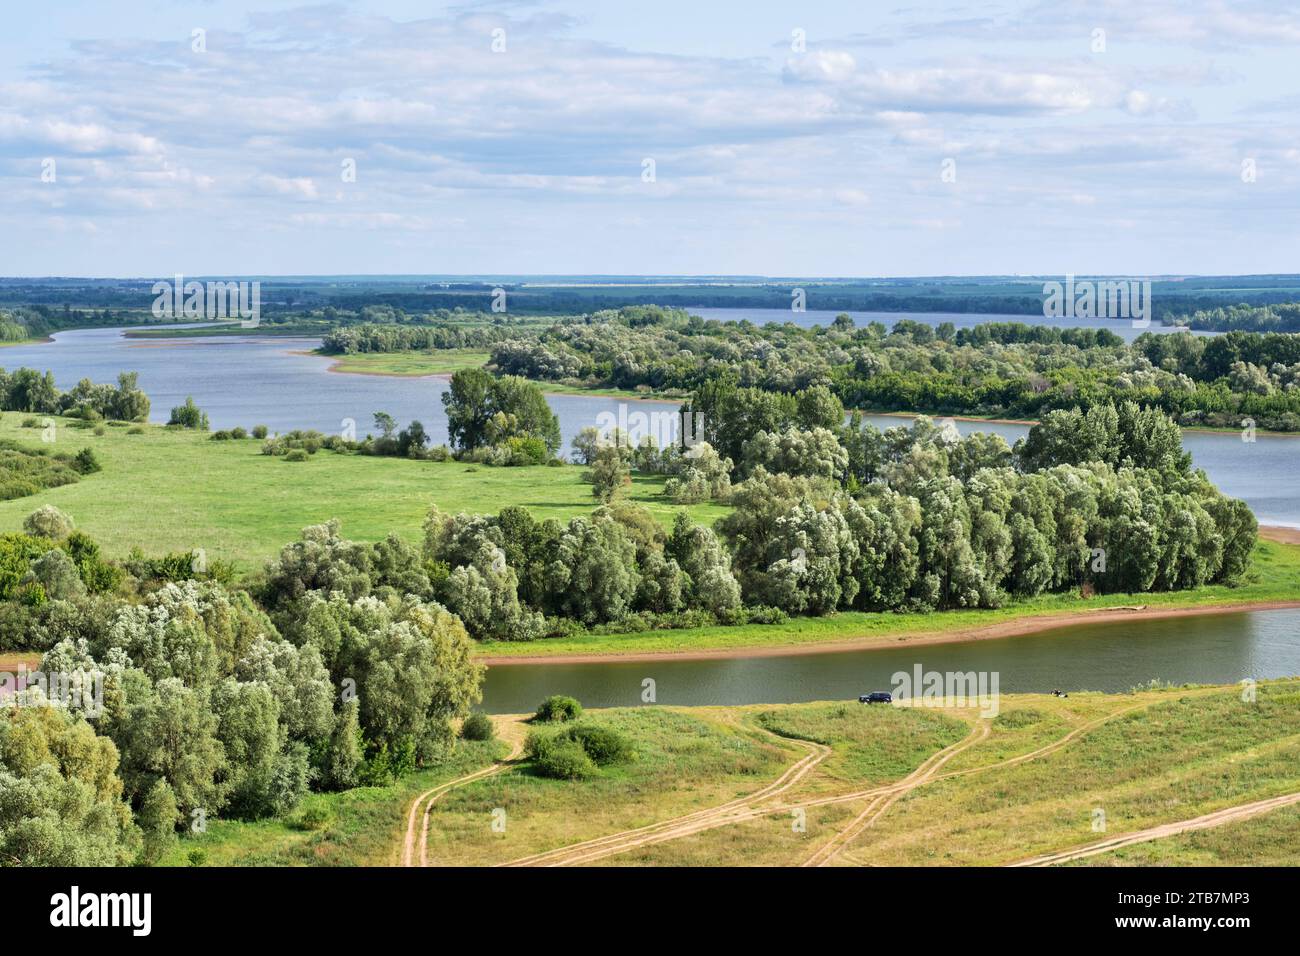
left=4, top=275, right=1300, bottom=329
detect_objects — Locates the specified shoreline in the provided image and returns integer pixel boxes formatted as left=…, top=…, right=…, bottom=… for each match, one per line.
left=478, top=525, right=1300, bottom=665
left=476, top=599, right=1300, bottom=666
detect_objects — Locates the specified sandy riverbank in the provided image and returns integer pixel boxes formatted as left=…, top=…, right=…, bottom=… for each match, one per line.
left=476, top=599, right=1300, bottom=666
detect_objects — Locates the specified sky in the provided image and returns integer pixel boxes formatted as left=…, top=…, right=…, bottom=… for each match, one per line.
left=2, top=0, right=1298, bottom=278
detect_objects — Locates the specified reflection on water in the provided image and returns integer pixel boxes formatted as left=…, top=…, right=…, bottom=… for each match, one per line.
left=479, top=609, right=1300, bottom=713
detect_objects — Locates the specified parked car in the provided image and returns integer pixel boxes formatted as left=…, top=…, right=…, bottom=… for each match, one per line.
left=859, top=692, right=892, bottom=704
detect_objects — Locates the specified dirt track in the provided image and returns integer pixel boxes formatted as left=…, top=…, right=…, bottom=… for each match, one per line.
left=400, top=716, right=525, bottom=867
left=1010, top=790, right=1300, bottom=866
left=802, top=722, right=990, bottom=867
left=499, top=735, right=831, bottom=867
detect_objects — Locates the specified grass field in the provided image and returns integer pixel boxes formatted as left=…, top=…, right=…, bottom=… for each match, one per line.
left=0, top=416, right=725, bottom=572
left=173, top=681, right=1300, bottom=866
left=320, top=348, right=492, bottom=377
left=1070, top=803, right=1300, bottom=866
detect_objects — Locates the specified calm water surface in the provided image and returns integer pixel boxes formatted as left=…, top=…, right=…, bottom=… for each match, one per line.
left=0, top=327, right=678, bottom=451
left=480, top=609, right=1300, bottom=712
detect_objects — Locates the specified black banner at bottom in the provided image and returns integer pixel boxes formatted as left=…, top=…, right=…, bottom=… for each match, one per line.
left=0, top=865, right=1278, bottom=942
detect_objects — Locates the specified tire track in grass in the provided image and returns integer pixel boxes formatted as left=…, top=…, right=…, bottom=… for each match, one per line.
left=401, top=716, right=525, bottom=868
left=1009, top=790, right=1300, bottom=867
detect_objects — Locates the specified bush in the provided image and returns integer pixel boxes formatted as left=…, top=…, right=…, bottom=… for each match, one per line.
left=23, top=505, right=74, bottom=540
left=73, top=448, right=101, bottom=474
left=168, top=396, right=209, bottom=430
left=283, top=449, right=310, bottom=462
left=559, top=723, right=633, bottom=765
left=230, top=427, right=248, bottom=440
left=252, top=425, right=269, bottom=439
left=212, top=430, right=232, bottom=441
left=127, top=425, right=145, bottom=435
left=460, top=712, right=496, bottom=741
left=93, top=425, right=106, bottom=436
left=535, top=695, right=582, bottom=722
left=533, top=739, right=596, bottom=780
left=292, top=804, right=334, bottom=831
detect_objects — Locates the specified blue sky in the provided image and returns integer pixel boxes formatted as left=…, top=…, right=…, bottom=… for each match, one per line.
left=2, top=0, right=1298, bottom=277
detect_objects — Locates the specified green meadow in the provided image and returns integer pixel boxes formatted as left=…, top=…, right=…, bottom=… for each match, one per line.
left=0, top=415, right=725, bottom=573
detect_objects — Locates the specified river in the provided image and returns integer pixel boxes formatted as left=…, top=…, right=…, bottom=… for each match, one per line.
left=479, top=609, right=1300, bottom=712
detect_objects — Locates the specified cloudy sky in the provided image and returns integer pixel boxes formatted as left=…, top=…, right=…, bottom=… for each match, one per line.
left=3, top=0, right=1298, bottom=277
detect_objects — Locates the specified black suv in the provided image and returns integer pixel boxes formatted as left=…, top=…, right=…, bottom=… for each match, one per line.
left=859, top=692, right=893, bottom=704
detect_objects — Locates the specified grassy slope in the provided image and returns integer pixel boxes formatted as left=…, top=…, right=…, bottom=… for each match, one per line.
left=861, top=681, right=1300, bottom=866
left=0, top=417, right=725, bottom=572
left=181, top=682, right=1300, bottom=866
left=613, top=681, right=1300, bottom=866
left=1072, top=804, right=1300, bottom=866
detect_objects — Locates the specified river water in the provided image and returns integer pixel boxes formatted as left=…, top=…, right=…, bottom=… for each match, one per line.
left=479, top=609, right=1300, bottom=712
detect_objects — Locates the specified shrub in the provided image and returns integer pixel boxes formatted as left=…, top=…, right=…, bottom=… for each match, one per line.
left=283, top=449, right=310, bottom=462
left=168, top=396, right=209, bottom=430
left=127, top=425, right=145, bottom=435
left=230, top=427, right=248, bottom=440
left=292, top=804, right=333, bottom=831
left=93, top=425, right=106, bottom=436
left=535, top=695, right=582, bottom=722
left=252, top=425, right=269, bottom=439
left=533, top=739, right=596, bottom=780
left=559, top=723, right=633, bottom=766
left=73, top=448, right=101, bottom=474
left=212, top=430, right=232, bottom=441
left=23, top=505, right=74, bottom=540
left=460, top=712, right=496, bottom=741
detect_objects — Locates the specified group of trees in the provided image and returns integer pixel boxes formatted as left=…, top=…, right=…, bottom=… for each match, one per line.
left=0, top=510, right=484, bottom=866
left=0, top=368, right=149, bottom=422
left=461, top=307, right=1300, bottom=432
left=428, top=395, right=1254, bottom=633
left=1172, top=303, right=1300, bottom=333
left=424, top=502, right=743, bottom=640
left=440, top=369, right=561, bottom=464
left=320, top=321, right=516, bottom=354
left=714, top=417, right=1253, bottom=615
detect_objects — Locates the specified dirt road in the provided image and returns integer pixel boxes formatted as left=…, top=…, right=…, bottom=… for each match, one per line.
left=802, top=722, right=991, bottom=867
left=501, top=734, right=831, bottom=867
left=1010, top=790, right=1300, bottom=866
left=400, top=716, right=526, bottom=867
